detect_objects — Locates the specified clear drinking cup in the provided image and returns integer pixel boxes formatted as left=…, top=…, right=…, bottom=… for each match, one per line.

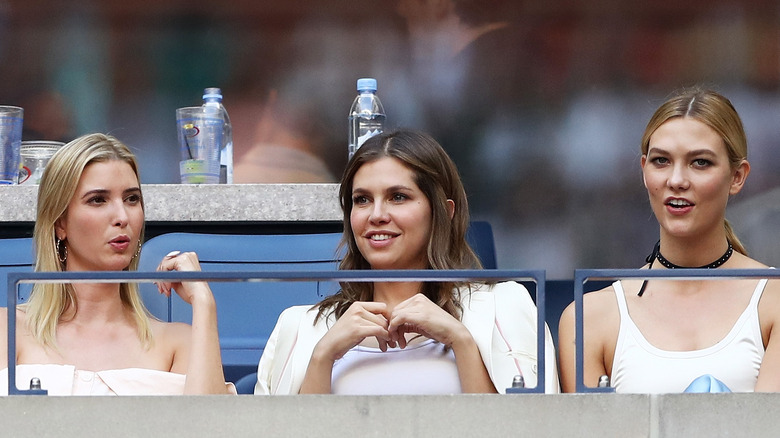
left=16, top=140, right=65, bottom=185
left=0, top=106, right=24, bottom=185
left=176, top=106, right=223, bottom=184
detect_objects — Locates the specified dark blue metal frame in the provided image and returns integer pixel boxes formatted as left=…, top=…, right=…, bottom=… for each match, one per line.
left=7, top=269, right=546, bottom=395
left=573, top=268, right=779, bottom=393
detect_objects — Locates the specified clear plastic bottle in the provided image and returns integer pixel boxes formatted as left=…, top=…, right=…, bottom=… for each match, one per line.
left=202, top=87, right=233, bottom=184
left=348, top=78, right=385, bottom=160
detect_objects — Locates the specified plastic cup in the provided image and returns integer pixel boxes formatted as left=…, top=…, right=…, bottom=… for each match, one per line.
left=0, top=106, right=24, bottom=185
left=16, top=140, right=65, bottom=185
left=176, top=106, right=223, bottom=184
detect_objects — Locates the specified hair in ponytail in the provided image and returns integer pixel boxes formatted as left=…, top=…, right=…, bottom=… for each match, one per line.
left=641, top=87, right=749, bottom=254
left=724, top=219, right=747, bottom=256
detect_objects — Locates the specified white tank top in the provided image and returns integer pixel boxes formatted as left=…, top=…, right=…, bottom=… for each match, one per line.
left=611, top=279, right=766, bottom=393
left=331, top=338, right=461, bottom=395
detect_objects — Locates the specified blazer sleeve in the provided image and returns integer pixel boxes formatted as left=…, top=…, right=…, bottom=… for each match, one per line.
left=255, top=306, right=307, bottom=395
left=486, top=281, right=560, bottom=393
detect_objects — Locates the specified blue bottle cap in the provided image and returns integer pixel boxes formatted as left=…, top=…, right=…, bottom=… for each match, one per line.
left=203, top=87, right=223, bottom=100
left=356, top=78, right=377, bottom=92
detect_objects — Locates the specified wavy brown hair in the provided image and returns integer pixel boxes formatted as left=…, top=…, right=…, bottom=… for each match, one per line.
left=641, top=87, right=748, bottom=255
left=315, top=130, right=482, bottom=322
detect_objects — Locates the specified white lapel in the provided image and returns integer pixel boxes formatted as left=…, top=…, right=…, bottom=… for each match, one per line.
left=460, top=286, right=497, bottom=379
left=284, top=308, right=331, bottom=394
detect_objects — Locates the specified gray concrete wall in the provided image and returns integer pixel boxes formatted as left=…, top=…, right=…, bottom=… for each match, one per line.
left=0, top=394, right=778, bottom=438
left=0, top=183, right=342, bottom=223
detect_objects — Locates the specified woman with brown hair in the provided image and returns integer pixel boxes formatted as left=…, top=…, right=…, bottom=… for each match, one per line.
left=257, top=130, right=558, bottom=394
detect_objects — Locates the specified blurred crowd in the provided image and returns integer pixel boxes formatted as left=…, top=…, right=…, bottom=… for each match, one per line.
left=2, top=0, right=779, bottom=277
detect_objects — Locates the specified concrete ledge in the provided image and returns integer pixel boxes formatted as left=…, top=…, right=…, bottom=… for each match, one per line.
left=0, top=184, right=342, bottom=223
left=656, top=392, right=780, bottom=437
left=0, top=394, right=651, bottom=438
left=2, top=393, right=779, bottom=437
left=2, top=393, right=778, bottom=437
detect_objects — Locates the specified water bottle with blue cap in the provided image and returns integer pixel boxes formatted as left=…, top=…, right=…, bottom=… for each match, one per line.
left=348, top=78, right=386, bottom=160
left=202, top=87, right=233, bottom=183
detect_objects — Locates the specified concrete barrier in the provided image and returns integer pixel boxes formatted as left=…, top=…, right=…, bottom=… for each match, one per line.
left=1, top=393, right=778, bottom=438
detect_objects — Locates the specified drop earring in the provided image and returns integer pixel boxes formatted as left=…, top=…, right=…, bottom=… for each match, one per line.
left=56, top=238, right=67, bottom=264
left=132, top=240, right=142, bottom=260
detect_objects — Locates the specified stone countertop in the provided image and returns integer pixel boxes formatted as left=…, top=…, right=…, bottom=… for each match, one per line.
left=0, top=184, right=342, bottom=222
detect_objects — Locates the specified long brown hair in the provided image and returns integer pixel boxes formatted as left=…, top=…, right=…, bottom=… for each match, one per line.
left=641, top=87, right=748, bottom=255
left=316, top=130, right=481, bottom=322
left=26, top=133, right=154, bottom=349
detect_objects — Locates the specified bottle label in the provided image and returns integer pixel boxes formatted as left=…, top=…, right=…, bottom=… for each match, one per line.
left=357, top=128, right=381, bottom=148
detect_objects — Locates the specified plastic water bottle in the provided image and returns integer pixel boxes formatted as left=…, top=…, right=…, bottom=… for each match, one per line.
left=348, top=78, right=385, bottom=160
left=202, top=87, right=233, bottom=184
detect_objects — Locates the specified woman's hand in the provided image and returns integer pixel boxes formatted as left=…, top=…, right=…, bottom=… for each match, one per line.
left=386, top=293, right=496, bottom=393
left=313, top=301, right=395, bottom=363
left=155, top=250, right=213, bottom=304
left=387, top=293, right=469, bottom=349
left=157, top=250, right=228, bottom=394
left=300, top=301, right=394, bottom=393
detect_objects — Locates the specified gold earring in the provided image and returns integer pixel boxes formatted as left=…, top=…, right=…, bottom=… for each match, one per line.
left=56, top=238, right=67, bottom=264
left=132, top=240, right=142, bottom=260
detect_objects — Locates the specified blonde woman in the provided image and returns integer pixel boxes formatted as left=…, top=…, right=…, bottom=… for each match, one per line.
left=1, top=133, right=233, bottom=395
left=559, top=89, right=780, bottom=393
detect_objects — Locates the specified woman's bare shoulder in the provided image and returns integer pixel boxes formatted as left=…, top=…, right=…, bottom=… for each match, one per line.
left=149, top=319, right=192, bottom=347
left=8, top=307, right=27, bottom=330
left=736, top=255, right=771, bottom=269
left=564, top=283, right=620, bottom=313
left=737, top=255, right=780, bottom=303
left=0, top=307, right=6, bottom=336
left=759, top=277, right=780, bottom=308
left=559, top=282, right=621, bottom=330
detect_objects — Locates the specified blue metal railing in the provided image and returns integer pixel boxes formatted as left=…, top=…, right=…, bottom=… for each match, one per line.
left=7, top=269, right=546, bottom=395
left=573, top=268, right=779, bottom=393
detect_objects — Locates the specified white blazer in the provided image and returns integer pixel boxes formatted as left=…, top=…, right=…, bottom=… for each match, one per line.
left=255, top=281, right=560, bottom=394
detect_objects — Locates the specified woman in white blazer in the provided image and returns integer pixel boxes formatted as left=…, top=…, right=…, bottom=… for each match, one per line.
left=256, top=130, right=558, bottom=394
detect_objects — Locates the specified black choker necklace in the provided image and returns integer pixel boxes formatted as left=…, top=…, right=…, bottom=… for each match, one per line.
left=655, top=242, right=733, bottom=270
left=637, top=240, right=734, bottom=297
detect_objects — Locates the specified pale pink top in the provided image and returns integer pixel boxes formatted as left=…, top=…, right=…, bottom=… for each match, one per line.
left=331, top=338, right=461, bottom=395
left=0, top=364, right=236, bottom=395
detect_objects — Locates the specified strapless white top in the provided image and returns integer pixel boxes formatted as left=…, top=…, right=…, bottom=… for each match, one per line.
left=0, top=364, right=236, bottom=395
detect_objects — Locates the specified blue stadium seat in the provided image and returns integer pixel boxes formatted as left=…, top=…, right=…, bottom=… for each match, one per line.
left=2, top=222, right=497, bottom=387
left=0, top=238, right=35, bottom=307
left=544, top=280, right=575, bottom=347
left=531, top=279, right=612, bottom=348
left=234, top=371, right=258, bottom=395
left=137, top=232, right=344, bottom=383
left=137, top=222, right=497, bottom=384
left=466, top=221, right=497, bottom=269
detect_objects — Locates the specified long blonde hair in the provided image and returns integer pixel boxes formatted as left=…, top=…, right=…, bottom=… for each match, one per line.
left=641, top=88, right=748, bottom=255
left=25, top=133, right=154, bottom=349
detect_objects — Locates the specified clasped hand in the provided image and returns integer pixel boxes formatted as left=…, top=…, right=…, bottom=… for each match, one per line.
left=316, top=293, right=468, bottom=363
